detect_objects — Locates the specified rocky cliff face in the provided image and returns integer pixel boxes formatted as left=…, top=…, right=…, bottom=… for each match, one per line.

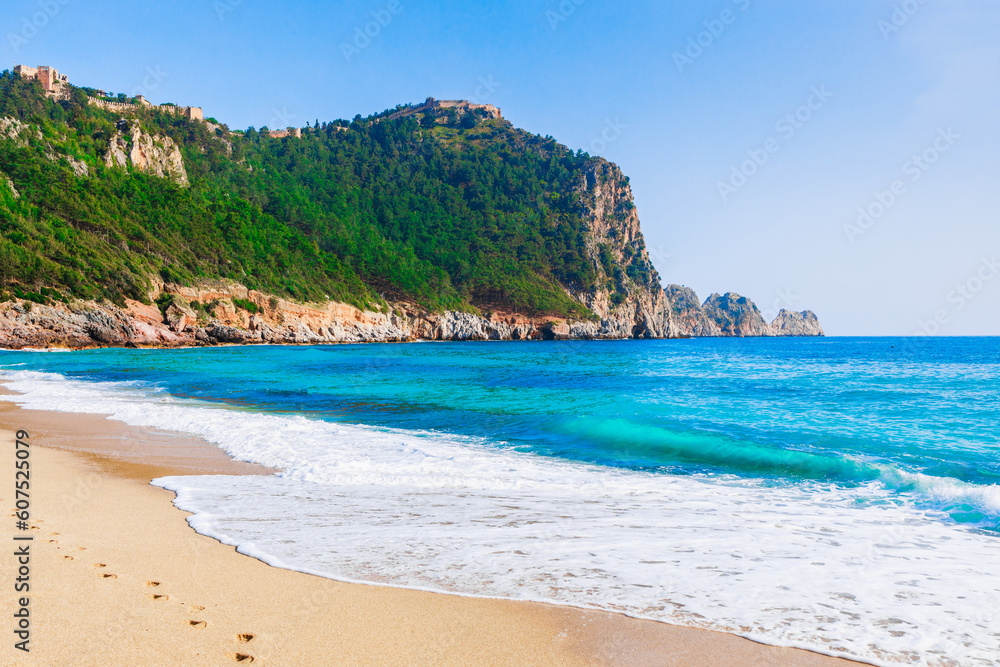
left=768, top=309, right=825, bottom=337
left=567, top=159, right=678, bottom=339
left=104, top=119, right=189, bottom=186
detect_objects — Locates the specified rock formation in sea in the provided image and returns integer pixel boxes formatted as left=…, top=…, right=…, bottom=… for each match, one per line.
left=665, top=286, right=825, bottom=338
left=664, top=285, right=722, bottom=337
left=702, top=292, right=770, bottom=337
left=767, top=309, right=825, bottom=337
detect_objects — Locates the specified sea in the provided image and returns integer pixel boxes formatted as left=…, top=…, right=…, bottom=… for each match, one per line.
left=1, top=337, right=998, bottom=666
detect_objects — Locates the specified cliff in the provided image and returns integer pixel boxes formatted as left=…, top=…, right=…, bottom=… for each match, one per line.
left=568, top=159, right=676, bottom=338
left=104, top=119, right=189, bottom=186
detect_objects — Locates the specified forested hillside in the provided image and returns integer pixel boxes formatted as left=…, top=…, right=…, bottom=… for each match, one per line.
left=0, top=71, right=655, bottom=320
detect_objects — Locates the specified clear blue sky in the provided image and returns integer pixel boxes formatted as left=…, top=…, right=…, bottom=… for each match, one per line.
left=4, top=0, right=998, bottom=335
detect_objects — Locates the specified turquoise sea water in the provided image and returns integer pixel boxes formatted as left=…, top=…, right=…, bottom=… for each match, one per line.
left=2, top=337, right=999, bottom=664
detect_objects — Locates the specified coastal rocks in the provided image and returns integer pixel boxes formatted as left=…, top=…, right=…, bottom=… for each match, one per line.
left=104, top=120, right=189, bottom=187
left=768, top=309, right=825, bottom=337
left=702, top=292, right=770, bottom=337
left=0, top=278, right=824, bottom=349
left=205, top=324, right=247, bottom=344
left=0, top=301, right=128, bottom=348
left=423, top=311, right=535, bottom=341
left=164, top=302, right=196, bottom=332
left=664, top=285, right=722, bottom=337
left=425, top=311, right=491, bottom=341
left=82, top=309, right=136, bottom=344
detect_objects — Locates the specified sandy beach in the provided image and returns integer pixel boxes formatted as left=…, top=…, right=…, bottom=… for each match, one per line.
left=0, top=397, right=865, bottom=666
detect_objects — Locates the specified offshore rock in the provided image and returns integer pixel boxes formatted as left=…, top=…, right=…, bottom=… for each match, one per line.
left=701, top=292, right=770, bottom=337
left=768, top=309, right=825, bottom=337
left=666, top=287, right=824, bottom=338
left=664, top=285, right=722, bottom=337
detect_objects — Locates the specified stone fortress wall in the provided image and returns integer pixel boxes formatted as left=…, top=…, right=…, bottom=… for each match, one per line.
left=13, top=65, right=498, bottom=139
left=386, top=97, right=502, bottom=122
left=87, top=95, right=203, bottom=121
left=13, top=63, right=203, bottom=120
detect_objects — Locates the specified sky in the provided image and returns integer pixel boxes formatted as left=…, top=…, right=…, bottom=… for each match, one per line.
left=2, top=0, right=998, bottom=335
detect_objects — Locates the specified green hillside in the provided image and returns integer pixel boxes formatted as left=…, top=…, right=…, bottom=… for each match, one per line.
left=0, top=71, right=624, bottom=318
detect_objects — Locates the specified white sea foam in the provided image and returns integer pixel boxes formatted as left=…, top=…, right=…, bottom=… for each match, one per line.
left=2, top=369, right=999, bottom=666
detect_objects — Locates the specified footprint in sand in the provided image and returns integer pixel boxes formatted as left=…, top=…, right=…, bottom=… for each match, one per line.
left=94, top=563, right=107, bottom=568
left=236, top=634, right=255, bottom=643
left=147, top=594, right=169, bottom=601
left=102, top=574, right=117, bottom=579
left=146, top=581, right=161, bottom=588
left=190, top=605, right=205, bottom=612
left=189, top=620, right=207, bottom=629
left=232, top=654, right=254, bottom=663
left=62, top=555, right=74, bottom=561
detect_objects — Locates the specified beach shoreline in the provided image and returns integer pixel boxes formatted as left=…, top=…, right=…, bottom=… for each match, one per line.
left=0, top=395, right=864, bottom=666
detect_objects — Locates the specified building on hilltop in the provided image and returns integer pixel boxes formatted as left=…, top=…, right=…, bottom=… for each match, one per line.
left=427, top=97, right=502, bottom=118
left=13, top=64, right=69, bottom=99
left=384, top=97, right=502, bottom=123
left=268, top=127, right=302, bottom=139
left=13, top=63, right=203, bottom=121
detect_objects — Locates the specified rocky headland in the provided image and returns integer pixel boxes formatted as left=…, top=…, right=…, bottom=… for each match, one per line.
left=0, top=100, right=824, bottom=349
